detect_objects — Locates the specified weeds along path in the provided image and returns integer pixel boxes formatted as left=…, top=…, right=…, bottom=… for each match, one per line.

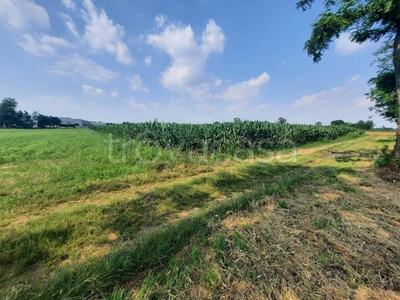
left=2, top=132, right=398, bottom=299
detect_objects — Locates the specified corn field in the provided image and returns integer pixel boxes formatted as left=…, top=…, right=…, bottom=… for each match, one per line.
left=91, top=121, right=363, bottom=154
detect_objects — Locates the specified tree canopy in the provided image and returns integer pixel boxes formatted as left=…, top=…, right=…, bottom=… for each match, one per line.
left=0, top=98, right=61, bottom=129
left=330, top=120, right=346, bottom=126
left=296, top=0, right=400, bottom=157
left=296, top=0, right=399, bottom=62
left=0, top=98, right=19, bottom=127
left=277, top=117, right=287, bottom=125
left=367, top=40, right=398, bottom=123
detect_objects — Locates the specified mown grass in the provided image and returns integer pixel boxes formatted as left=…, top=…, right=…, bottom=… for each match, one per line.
left=100, top=133, right=399, bottom=300
left=0, top=129, right=397, bottom=299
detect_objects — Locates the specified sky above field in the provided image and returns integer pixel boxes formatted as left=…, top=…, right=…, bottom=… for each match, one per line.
left=0, top=0, right=394, bottom=126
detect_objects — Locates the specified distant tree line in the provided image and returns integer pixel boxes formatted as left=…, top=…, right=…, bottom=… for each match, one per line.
left=330, top=119, right=374, bottom=130
left=0, top=98, right=61, bottom=129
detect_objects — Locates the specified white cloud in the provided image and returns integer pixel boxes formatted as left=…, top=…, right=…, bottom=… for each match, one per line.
left=60, top=13, right=80, bottom=38
left=81, top=0, right=133, bottom=64
left=147, top=19, right=225, bottom=92
left=335, top=32, right=367, bottom=54
left=82, top=84, right=103, bottom=96
left=129, top=98, right=147, bottom=111
left=51, top=54, right=119, bottom=82
left=216, top=72, right=270, bottom=101
left=144, top=56, right=152, bottom=66
left=343, top=97, right=371, bottom=113
left=349, top=74, right=361, bottom=85
left=110, top=89, right=119, bottom=98
left=154, top=14, right=167, bottom=28
left=284, top=85, right=376, bottom=125
left=62, top=0, right=76, bottom=10
left=214, top=78, right=223, bottom=87
left=18, top=34, right=71, bottom=56
left=291, top=87, right=343, bottom=108
left=130, top=75, right=149, bottom=92
left=0, top=0, right=49, bottom=30
left=201, top=20, right=226, bottom=54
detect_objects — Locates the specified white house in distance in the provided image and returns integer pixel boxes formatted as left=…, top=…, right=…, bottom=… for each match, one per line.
left=58, top=117, right=106, bottom=127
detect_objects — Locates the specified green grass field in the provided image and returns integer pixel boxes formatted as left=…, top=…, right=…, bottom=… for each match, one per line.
left=0, top=129, right=399, bottom=299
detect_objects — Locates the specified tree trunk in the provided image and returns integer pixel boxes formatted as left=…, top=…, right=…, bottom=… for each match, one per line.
left=393, top=25, right=400, bottom=157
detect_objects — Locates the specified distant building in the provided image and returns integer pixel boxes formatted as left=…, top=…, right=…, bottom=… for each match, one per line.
left=89, top=121, right=107, bottom=126
left=58, top=117, right=106, bottom=127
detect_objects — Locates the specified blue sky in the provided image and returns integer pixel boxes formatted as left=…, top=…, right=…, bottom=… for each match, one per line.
left=0, top=0, right=393, bottom=126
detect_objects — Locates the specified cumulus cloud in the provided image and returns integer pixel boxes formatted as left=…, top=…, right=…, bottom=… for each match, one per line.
left=110, top=89, right=119, bottom=98
left=62, top=0, right=76, bottom=10
left=144, top=56, right=152, bottom=66
left=291, top=87, right=344, bottom=108
left=0, top=0, right=49, bottom=30
left=214, top=78, right=223, bottom=87
left=18, top=34, right=71, bottom=56
left=201, top=20, right=225, bottom=53
left=81, top=0, right=133, bottom=64
left=335, top=32, right=368, bottom=54
left=216, top=72, right=270, bottom=101
left=147, top=19, right=225, bottom=92
left=51, top=54, right=119, bottom=81
left=154, top=14, right=167, bottom=28
left=130, top=75, right=149, bottom=92
left=129, top=98, right=147, bottom=111
left=147, top=17, right=269, bottom=103
left=82, top=84, right=103, bottom=96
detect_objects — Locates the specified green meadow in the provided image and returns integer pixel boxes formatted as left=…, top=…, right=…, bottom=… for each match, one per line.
left=0, top=128, right=399, bottom=299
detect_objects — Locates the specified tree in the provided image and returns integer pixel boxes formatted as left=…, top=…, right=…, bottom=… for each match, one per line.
left=315, top=121, right=323, bottom=126
left=296, top=0, right=400, bottom=157
left=16, top=110, right=34, bottom=129
left=0, top=98, right=18, bottom=127
left=331, top=120, right=346, bottom=126
left=34, top=113, right=61, bottom=128
left=351, top=120, right=375, bottom=130
left=367, top=40, right=398, bottom=123
left=277, top=117, right=287, bottom=125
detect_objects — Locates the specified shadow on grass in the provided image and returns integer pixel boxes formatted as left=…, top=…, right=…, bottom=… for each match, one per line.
left=1, top=158, right=370, bottom=299
left=377, top=138, right=396, bottom=143
left=333, top=149, right=377, bottom=163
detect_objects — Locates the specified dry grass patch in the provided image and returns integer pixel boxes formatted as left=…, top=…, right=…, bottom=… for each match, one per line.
left=354, top=287, right=400, bottom=299
left=222, top=215, right=262, bottom=230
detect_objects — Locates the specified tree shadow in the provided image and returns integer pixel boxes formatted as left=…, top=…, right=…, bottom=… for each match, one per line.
left=0, top=161, right=365, bottom=287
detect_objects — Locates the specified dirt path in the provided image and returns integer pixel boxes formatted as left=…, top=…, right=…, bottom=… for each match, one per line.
left=277, top=132, right=386, bottom=159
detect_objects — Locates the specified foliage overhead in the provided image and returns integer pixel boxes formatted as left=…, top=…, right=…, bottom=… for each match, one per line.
left=296, top=0, right=399, bottom=62
left=367, top=40, right=399, bottom=123
left=296, top=0, right=400, bottom=157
